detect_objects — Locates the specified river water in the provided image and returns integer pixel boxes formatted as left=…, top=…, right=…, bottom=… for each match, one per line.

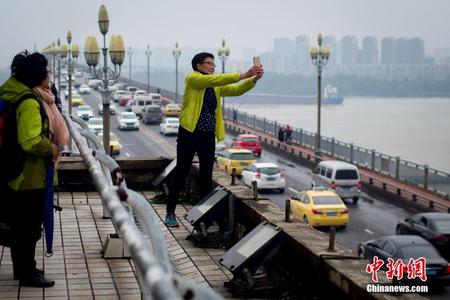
left=230, top=97, right=450, bottom=173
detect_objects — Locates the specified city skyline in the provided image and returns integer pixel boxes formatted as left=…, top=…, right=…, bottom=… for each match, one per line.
left=1, top=0, right=450, bottom=68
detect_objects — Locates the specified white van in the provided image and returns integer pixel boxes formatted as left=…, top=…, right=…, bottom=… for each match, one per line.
left=312, top=160, right=361, bottom=203
left=129, top=95, right=156, bottom=119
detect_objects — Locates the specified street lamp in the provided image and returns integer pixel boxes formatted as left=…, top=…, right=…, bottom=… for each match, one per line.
left=56, top=38, right=61, bottom=97
left=66, top=30, right=79, bottom=118
left=310, top=33, right=330, bottom=154
left=84, top=4, right=125, bottom=153
left=172, top=42, right=181, bottom=100
left=127, top=46, right=133, bottom=83
left=145, top=45, right=152, bottom=92
left=217, top=38, right=230, bottom=111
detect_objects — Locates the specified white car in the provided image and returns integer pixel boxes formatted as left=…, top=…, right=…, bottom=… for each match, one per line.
left=88, top=117, right=103, bottom=134
left=78, top=84, right=91, bottom=94
left=241, top=162, right=286, bottom=193
left=98, top=102, right=116, bottom=115
left=64, top=87, right=77, bottom=98
left=132, top=90, right=148, bottom=99
left=113, top=90, right=127, bottom=102
left=117, top=112, right=139, bottom=130
left=76, top=105, right=93, bottom=120
left=160, top=118, right=179, bottom=135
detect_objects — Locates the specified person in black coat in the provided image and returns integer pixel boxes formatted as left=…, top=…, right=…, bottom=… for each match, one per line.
left=50, top=83, right=62, bottom=113
left=278, top=126, right=284, bottom=143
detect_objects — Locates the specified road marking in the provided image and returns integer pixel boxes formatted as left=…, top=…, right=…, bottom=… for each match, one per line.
left=364, top=229, right=374, bottom=235
left=288, top=187, right=300, bottom=196
left=125, top=152, right=130, bottom=157
left=139, top=124, right=176, bottom=155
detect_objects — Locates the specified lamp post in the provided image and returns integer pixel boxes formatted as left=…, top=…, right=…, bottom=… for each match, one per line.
left=172, top=42, right=181, bottom=101
left=57, top=38, right=61, bottom=97
left=310, top=33, right=330, bottom=154
left=85, top=5, right=124, bottom=153
left=51, top=42, right=57, bottom=83
left=66, top=30, right=80, bottom=118
left=217, top=38, right=230, bottom=111
left=127, top=46, right=133, bottom=83
left=145, top=45, right=152, bottom=92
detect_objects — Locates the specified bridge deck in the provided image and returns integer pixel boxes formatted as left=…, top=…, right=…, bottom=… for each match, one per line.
left=0, top=191, right=235, bottom=299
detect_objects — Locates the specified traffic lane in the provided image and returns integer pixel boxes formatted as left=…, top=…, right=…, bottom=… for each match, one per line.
left=71, top=91, right=174, bottom=157
left=147, top=128, right=419, bottom=253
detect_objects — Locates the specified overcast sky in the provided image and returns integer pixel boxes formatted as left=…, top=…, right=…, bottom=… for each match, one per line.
left=1, top=0, right=449, bottom=69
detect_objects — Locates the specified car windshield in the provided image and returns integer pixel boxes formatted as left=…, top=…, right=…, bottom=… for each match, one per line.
left=242, top=137, right=258, bottom=142
left=147, top=107, right=161, bottom=112
left=78, top=107, right=90, bottom=111
left=89, top=119, right=102, bottom=125
left=399, top=245, right=441, bottom=259
left=433, top=220, right=450, bottom=234
left=167, top=119, right=179, bottom=124
left=335, top=169, right=359, bottom=180
left=122, top=114, right=136, bottom=119
left=257, top=167, right=280, bottom=175
left=230, top=153, right=254, bottom=160
left=312, top=195, right=342, bottom=205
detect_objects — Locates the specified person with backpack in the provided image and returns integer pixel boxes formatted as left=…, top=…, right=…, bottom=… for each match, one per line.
left=0, top=51, right=68, bottom=288
left=164, top=52, right=264, bottom=227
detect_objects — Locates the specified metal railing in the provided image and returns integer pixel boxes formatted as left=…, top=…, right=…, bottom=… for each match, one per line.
left=224, top=108, right=450, bottom=199
left=64, top=115, right=222, bottom=300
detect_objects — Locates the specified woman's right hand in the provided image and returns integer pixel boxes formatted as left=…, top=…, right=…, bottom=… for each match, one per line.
left=240, top=66, right=262, bottom=80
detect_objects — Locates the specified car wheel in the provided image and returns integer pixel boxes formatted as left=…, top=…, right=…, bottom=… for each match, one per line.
left=279, top=188, right=285, bottom=194
left=396, top=226, right=401, bottom=235
left=303, top=216, right=309, bottom=225
left=340, top=225, right=347, bottom=230
left=358, top=248, right=365, bottom=258
left=352, top=197, right=359, bottom=204
left=225, top=166, right=228, bottom=174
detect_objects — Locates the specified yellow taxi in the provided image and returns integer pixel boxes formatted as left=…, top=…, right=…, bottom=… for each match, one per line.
left=290, top=188, right=349, bottom=228
left=162, top=103, right=181, bottom=117
left=97, top=132, right=121, bottom=155
left=216, top=148, right=256, bottom=175
left=71, top=93, right=84, bottom=106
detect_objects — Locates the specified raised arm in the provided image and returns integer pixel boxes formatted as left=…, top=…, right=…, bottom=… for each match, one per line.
left=185, top=72, right=241, bottom=89
left=218, top=78, right=256, bottom=97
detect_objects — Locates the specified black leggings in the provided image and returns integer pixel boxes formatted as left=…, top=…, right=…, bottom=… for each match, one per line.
left=166, top=126, right=215, bottom=214
left=9, top=188, right=46, bottom=279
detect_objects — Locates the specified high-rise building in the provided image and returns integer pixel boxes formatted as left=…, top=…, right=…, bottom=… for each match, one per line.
left=381, top=37, right=396, bottom=65
left=323, top=35, right=337, bottom=66
left=407, top=38, right=425, bottom=65
left=361, top=36, right=379, bottom=64
left=273, top=37, right=294, bottom=56
left=292, top=35, right=310, bottom=73
left=340, top=36, right=358, bottom=65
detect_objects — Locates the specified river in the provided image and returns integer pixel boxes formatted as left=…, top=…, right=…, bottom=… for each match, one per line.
left=230, top=97, right=450, bottom=172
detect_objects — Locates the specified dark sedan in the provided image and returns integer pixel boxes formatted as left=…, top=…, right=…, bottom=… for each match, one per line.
left=358, top=235, right=450, bottom=286
left=397, top=213, right=450, bottom=261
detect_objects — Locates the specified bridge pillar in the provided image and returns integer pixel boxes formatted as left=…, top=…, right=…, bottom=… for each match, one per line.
left=262, top=118, right=266, bottom=133
left=299, top=129, right=303, bottom=146
left=331, top=138, right=335, bottom=156
left=349, top=143, right=354, bottom=163
left=395, top=156, right=401, bottom=179
left=423, top=164, right=429, bottom=190
left=371, top=149, right=376, bottom=171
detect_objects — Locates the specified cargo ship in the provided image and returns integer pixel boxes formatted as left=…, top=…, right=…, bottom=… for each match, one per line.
left=227, top=84, right=344, bottom=105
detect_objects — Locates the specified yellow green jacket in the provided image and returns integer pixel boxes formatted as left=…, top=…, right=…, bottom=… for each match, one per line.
left=179, top=71, right=256, bottom=141
left=0, top=77, right=53, bottom=190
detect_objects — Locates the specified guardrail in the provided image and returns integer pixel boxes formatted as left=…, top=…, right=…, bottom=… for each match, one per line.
left=224, top=108, right=450, bottom=199
left=64, top=114, right=221, bottom=300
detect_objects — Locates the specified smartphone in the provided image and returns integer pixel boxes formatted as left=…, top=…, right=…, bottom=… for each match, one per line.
left=253, top=56, right=261, bottom=67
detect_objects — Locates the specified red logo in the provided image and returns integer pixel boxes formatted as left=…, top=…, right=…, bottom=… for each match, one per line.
left=366, top=256, right=427, bottom=282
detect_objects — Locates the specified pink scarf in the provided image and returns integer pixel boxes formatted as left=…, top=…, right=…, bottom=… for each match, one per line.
left=33, top=87, right=69, bottom=161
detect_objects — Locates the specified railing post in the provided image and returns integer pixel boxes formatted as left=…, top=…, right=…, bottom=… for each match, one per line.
left=274, top=121, right=277, bottom=137
left=231, top=168, right=237, bottom=185
left=285, top=199, right=291, bottom=222
left=299, top=129, right=303, bottom=145
left=253, top=114, right=256, bottom=129
left=328, top=226, right=336, bottom=252
left=350, top=143, right=354, bottom=163
left=262, top=117, right=266, bottom=133
left=371, top=149, right=376, bottom=171
left=424, top=165, right=429, bottom=190
left=331, top=138, right=335, bottom=157
left=252, top=181, right=258, bottom=200
left=395, top=156, right=401, bottom=179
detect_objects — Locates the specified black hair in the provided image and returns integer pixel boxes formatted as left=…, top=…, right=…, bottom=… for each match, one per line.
left=11, top=51, right=48, bottom=88
left=191, top=52, right=214, bottom=72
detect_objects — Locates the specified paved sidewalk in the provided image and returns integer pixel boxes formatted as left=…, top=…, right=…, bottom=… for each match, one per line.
left=0, top=191, right=235, bottom=300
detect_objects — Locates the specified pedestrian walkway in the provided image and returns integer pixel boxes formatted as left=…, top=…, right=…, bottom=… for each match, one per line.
left=225, top=120, right=450, bottom=213
left=0, top=191, right=235, bottom=299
